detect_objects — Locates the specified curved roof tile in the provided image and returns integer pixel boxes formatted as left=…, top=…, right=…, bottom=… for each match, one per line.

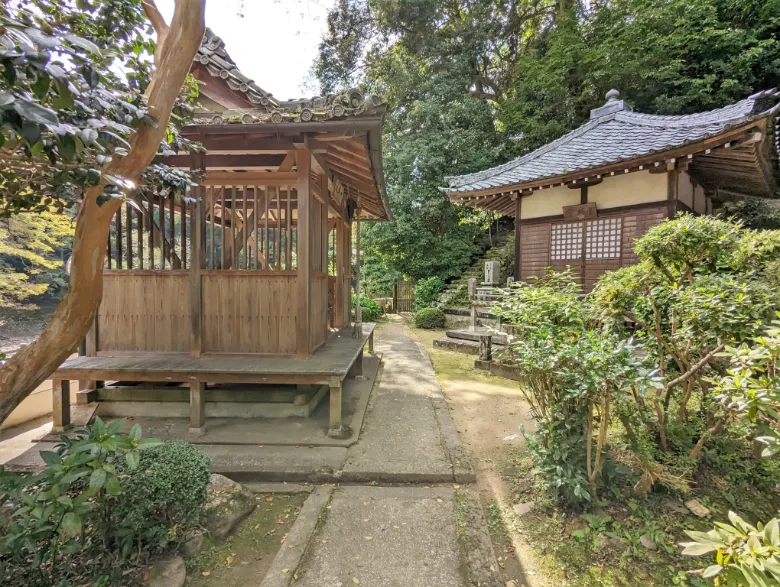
left=444, top=89, right=780, bottom=193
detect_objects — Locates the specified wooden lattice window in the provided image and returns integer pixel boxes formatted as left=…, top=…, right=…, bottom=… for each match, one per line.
left=586, top=218, right=622, bottom=259
left=550, top=222, right=583, bottom=260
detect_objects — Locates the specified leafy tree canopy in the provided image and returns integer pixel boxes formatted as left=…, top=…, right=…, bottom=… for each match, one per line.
left=315, top=0, right=780, bottom=286
left=0, top=0, right=195, bottom=219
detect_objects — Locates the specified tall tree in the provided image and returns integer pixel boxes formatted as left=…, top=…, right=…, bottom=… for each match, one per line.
left=0, top=0, right=206, bottom=424
left=316, top=0, right=780, bottom=288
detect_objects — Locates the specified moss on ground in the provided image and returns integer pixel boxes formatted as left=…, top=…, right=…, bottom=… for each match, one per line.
left=186, top=492, right=307, bottom=587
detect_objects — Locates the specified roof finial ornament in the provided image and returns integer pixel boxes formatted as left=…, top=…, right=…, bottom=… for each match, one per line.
left=606, top=89, right=620, bottom=102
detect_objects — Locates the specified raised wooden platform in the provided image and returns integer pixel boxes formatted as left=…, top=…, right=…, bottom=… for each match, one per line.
left=52, top=324, right=375, bottom=436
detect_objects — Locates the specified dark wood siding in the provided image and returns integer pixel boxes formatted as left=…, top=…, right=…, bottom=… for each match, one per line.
left=517, top=203, right=669, bottom=290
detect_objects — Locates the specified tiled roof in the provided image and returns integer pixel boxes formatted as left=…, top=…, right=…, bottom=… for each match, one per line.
left=444, top=89, right=780, bottom=194
left=194, top=29, right=385, bottom=125
left=195, top=28, right=278, bottom=109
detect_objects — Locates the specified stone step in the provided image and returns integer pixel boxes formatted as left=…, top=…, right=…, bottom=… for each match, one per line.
left=432, top=337, right=480, bottom=355
left=445, top=329, right=508, bottom=345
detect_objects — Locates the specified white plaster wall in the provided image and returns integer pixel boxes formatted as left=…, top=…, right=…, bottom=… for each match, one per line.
left=589, top=169, right=667, bottom=209
left=520, top=185, right=580, bottom=219
left=694, top=185, right=707, bottom=214
left=1, top=380, right=52, bottom=430
left=678, top=170, right=694, bottom=209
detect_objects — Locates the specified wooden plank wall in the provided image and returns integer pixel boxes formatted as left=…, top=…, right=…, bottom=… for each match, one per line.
left=309, top=188, right=329, bottom=350
left=519, top=204, right=669, bottom=291
left=202, top=274, right=297, bottom=354
left=98, top=273, right=190, bottom=352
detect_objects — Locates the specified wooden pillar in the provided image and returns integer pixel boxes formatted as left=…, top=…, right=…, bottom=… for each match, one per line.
left=297, top=149, right=312, bottom=357
left=667, top=160, right=679, bottom=218
left=368, top=329, right=374, bottom=354
left=353, top=206, right=362, bottom=336
left=328, top=377, right=343, bottom=437
left=190, top=153, right=206, bottom=357
left=334, top=219, right=347, bottom=328
left=513, top=193, right=522, bottom=281
left=189, top=381, right=205, bottom=433
left=52, top=378, right=71, bottom=432
left=354, top=349, right=364, bottom=378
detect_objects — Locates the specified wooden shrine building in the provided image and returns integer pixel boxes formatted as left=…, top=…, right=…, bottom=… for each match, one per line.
left=443, top=89, right=780, bottom=291
left=52, top=29, right=390, bottom=436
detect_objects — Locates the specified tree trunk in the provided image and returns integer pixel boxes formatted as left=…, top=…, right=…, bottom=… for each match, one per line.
left=0, top=0, right=206, bottom=425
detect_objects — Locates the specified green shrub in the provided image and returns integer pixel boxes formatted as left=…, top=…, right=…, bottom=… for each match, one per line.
left=414, top=277, right=445, bottom=309
left=351, top=292, right=382, bottom=322
left=0, top=418, right=163, bottom=586
left=494, top=270, right=658, bottom=504
left=681, top=511, right=780, bottom=584
left=414, top=307, right=445, bottom=329
left=115, top=440, right=210, bottom=551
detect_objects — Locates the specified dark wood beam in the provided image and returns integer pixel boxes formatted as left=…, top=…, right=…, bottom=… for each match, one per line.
left=161, top=153, right=287, bottom=168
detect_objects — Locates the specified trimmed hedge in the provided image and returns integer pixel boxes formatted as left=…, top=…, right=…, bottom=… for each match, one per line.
left=414, top=307, right=445, bottom=329
left=352, top=292, right=382, bottom=322
left=115, top=440, right=210, bottom=550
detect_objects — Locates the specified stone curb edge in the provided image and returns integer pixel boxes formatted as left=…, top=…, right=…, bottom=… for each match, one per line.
left=411, top=336, right=477, bottom=483
left=260, top=485, right=333, bottom=587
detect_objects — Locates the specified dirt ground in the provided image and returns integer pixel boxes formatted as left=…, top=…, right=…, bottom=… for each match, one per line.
left=0, top=299, right=59, bottom=355
left=409, top=327, right=551, bottom=587
left=186, top=492, right=308, bottom=586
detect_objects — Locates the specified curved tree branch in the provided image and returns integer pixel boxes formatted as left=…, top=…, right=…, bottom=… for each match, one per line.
left=0, top=0, right=207, bottom=425
left=142, top=0, right=170, bottom=66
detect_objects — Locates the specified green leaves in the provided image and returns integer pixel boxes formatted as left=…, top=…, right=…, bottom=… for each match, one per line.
left=12, top=97, right=58, bottom=125
left=681, top=512, right=780, bottom=585
left=60, top=512, right=81, bottom=536
left=89, top=468, right=106, bottom=491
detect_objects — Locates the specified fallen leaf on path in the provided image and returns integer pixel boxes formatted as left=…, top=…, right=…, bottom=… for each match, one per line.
left=365, top=536, right=373, bottom=540
left=226, top=555, right=234, bottom=566
left=281, top=568, right=289, bottom=573
left=201, top=571, right=210, bottom=577
left=393, top=525, right=400, bottom=529
left=353, top=578, right=360, bottom=585
left=505, top=581, right=517, bottom=587
left=363, top=501, right=368, bottom=506
left=453, top=484, right=461, bottom=489
left=255, top=524, right=260, bottom=529
left=505, top=545, right=515, bottom=553
left=437, top=498, right=443, bottom=503
left=322, top=539, right=327, bottom=544
left=266, top=497, right=274, bottom=502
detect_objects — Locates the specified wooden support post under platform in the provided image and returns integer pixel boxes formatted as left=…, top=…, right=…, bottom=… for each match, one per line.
left=189, top=381, right=206, bottom=434
left=368, top=329, right=374, bottom=354
left=52, top=378, right=71, bottom=432
left=353, top=349, right=366, bottom=381
left=328, top=376, right=343, bottom=437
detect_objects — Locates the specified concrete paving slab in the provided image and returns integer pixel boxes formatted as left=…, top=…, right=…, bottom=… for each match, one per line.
left=293, top=486, right=468, bottom=587
left=204, top=444, right=348, bottom=483
left=343, top=323, right=470, bottom=483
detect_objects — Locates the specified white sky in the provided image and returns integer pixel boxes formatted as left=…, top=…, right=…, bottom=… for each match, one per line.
left=156, top=0, right=335, bottom=99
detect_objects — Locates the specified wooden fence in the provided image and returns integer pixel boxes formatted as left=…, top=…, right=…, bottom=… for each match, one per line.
left=392, top=280, right=415, bottom=312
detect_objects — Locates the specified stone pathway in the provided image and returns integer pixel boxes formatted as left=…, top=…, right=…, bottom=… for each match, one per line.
left=262, top=324, right=495, bottom=587
left=342, top=322, right=462, bottom=482
left=292, top=486, right=468, bottom=587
